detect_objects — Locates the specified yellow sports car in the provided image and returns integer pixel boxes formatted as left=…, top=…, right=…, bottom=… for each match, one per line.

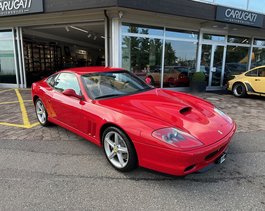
left=227, top=66, right=265, bottom=97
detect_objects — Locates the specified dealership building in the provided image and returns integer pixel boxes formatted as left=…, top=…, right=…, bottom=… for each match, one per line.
left=1, top=0, right=265, bottom=90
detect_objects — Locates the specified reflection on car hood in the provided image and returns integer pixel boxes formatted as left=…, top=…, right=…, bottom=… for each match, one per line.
left=98, top=89, right=234, bottom=145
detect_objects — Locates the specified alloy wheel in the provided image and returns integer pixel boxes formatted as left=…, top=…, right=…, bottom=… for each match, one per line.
left=233, top=83, right=246, bottom=97
left=36, top=100, right=47, bottom=124
left=104, top=131, right=129, bottom=169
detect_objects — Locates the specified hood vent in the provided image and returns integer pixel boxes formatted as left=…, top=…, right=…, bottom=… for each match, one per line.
left=180, top=106, right=192, bottom=114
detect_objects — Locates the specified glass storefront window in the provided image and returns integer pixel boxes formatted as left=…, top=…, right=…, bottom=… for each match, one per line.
left=165, top=29, right=198, bottom=40
left=163, top=40, right=197, bottom=87
left=121, top=23, right=164, bottom=37
left=121, top=23, right=199, bottom=88
left=228, top=36, right=250, bottom=44
left=254, top=39, right=265, bottom=46
left=122, top=36, right=163, bottom=87
left=203, top=34, right=225, bottom=42
left=251, top=48, right=265, bottom=68
left=0, top=30, right=16, bottom=84
left=225, top=46, right=249, bottom=82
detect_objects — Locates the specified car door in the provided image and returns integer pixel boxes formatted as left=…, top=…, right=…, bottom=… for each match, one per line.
left=246, top=68, right=265, bottom=94
left=255, top=68, right=265, bottom=93
left=52, top=72, right=83, bottom=129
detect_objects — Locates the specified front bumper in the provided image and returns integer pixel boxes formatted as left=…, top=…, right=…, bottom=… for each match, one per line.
left=133, top=124, right=236, bottom=176
left=227, top=80, right=236, bottom=91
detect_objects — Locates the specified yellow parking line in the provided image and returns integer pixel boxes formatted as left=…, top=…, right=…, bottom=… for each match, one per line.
left=28, top=122, right=40, bottom=128
left=0, top=89, right=14, bottom=93
left=0, top=101, right=20, bottom=105
left=0, top=122, right=40, bottom=129
left=20, top=88, right=31, bottom=90
left=0, top=89, right=39, bottom=129
left=0, top=122, right=28, bottom=128
left=0, top=100, right=32, bottom=105
left=15, top=89, right=30, bottom=127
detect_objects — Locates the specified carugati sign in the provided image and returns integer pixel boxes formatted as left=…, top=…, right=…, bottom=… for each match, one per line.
left=216, top=6, right=264, bottom=28
left=0, top=0, right=43, bottom=17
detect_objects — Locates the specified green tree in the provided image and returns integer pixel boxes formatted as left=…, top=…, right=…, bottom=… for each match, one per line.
left=164, top=42, right=176, bottom=66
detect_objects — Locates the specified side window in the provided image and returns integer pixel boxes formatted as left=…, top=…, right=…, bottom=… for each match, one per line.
left=257, top=68, right=265, bottom=77
left=245, top=70, right=258, bottom=77
left=54, top=73, right=81, bottom=95
left=46, top=74, right=59, bottom=87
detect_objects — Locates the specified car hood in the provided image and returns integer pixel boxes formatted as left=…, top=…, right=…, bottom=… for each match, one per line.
left=98, top=89, right=234, bottom=145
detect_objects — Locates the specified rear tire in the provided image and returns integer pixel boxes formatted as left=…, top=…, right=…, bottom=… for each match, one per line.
left=35, top=98, right=50, bottom=126
left=103, top=127, right=137, bottom=172
left=232, top=83, right=246, bottom=97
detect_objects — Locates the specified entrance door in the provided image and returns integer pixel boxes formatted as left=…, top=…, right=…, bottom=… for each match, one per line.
left=200, top=44, right=225, bottom=88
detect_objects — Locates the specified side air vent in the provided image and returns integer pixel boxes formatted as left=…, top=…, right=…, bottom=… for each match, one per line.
left=88, top=121, right=97, bottom=138
left=179, top=107, right=192, bottom=114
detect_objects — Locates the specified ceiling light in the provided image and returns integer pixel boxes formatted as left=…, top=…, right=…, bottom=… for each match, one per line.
left=94, top=35, right=97, bottom=40
left=70, top=26, right=88, bottom=33
left=65, top=26, right=70, bottom=32
left=242, top=39, right=248, bottom=44
left=101, top=36, right=105, bottom=39
left=87, top=34, right=92, bottom=38
left=212, top=25, right=218, bottom=28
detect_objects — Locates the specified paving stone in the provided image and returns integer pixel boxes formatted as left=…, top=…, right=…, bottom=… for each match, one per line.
left=0, top=103, right=23, bottom=124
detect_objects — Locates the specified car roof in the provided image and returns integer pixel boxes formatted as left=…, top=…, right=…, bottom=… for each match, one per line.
left=59, top=66, right=125, bottom=75
left=252, top=65, right=265, bottom=69
left=243, top=65, right=265, bottom=73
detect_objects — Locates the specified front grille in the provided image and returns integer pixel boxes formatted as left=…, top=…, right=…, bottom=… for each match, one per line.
left=205, top=150, right=218, bottom=161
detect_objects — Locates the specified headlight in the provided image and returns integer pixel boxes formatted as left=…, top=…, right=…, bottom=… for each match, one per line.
left=152, top=128, right=203, bottom=149
left=214, top=107, right=233, bottom=124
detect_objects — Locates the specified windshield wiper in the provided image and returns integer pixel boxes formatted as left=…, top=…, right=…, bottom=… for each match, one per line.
left=94, top=94, right=124, bottom=100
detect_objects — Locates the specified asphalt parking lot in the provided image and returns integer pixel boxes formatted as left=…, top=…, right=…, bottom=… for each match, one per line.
left=0, top=88, right=265, bottom=210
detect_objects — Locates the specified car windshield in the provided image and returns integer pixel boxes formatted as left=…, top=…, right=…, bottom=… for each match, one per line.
left=82, top=71, right=153, bottom=99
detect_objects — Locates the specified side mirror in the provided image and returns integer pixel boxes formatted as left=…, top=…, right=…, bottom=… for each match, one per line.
left=62, top=89, right=82, bottom=100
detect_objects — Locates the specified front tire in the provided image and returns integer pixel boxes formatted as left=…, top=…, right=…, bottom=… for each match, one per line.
left=232, top=83, right=246, bottom=97
left=103, top=127, right=137, bottom=172
left=35, top=98, right=50, bottom=126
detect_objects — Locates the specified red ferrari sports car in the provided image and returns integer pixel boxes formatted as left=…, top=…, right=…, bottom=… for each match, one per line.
left=32, top=67, right=236, bottom=176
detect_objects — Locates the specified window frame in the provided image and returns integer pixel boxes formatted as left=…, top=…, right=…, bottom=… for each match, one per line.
left=53, top=72, right=82, bottom=95
left=257, top=67, right=265, bottom=77
left=46, top=73, right=59, bottom=88
left=245, top=69, right=258, bottom=77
